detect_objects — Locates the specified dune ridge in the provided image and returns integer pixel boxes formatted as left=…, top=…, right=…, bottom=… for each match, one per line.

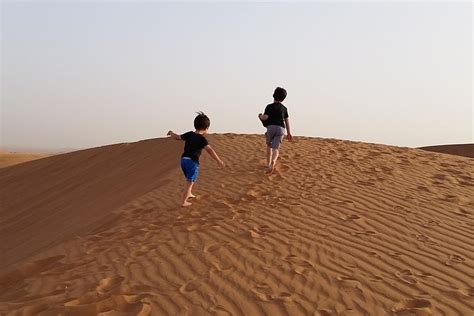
left=419, top=144, right=474, bottom=159
left=1, top=134, right=473, bottom=315
left=0, top=152, right=49, bottom=168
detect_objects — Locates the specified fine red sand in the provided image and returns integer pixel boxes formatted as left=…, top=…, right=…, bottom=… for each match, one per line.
left=0, top=152, right=49, bottom=168
left=1, top=134, right=473, bottom=315
left=419, top=144, right=474, bottom=159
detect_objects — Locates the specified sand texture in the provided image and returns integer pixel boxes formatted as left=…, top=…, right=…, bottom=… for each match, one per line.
left=419, top=144, right=474, bottom=159
left=1, top=134, right=473, bottom=315
left=0, top=152, right=49, bottom=168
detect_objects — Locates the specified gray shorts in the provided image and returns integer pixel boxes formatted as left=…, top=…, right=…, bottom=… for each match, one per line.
left=265, top=125, right=285, bottom=149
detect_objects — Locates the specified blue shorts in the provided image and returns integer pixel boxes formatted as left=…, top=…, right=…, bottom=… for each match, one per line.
left=181, top=157, right=199, bottom=182
left=266, top=125, right=285, bottom=149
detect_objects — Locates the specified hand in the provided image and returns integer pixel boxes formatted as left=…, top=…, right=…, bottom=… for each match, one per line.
left=286, top=134, right=293, bottom=142
left=217, top=159, right=226, bottom=168
left=167, top=130, right=172, bottom=136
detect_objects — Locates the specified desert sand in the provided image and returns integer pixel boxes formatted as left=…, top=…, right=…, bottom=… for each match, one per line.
left=419, top=144, right=474, bottom=159
left=0, top=151, right=49, bottom=168
left=0, top=134, right=473, bottom=315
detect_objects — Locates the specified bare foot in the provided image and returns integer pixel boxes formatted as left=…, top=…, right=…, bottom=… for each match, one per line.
left=188, top=194, right=196, bottom=199
left=182, top=201, right=192, bottom=207
left=265, top=164, right=274, bottom=174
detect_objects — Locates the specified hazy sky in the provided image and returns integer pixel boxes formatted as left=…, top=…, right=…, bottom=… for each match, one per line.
left=1, top=1, right=472, bottom=151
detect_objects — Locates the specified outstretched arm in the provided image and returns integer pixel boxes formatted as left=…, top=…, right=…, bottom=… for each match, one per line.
left=167, top=130, right=182, bottom=140
left=205, top=145, right=225, bottom=167
left=284, top=118, right=293, bottom=141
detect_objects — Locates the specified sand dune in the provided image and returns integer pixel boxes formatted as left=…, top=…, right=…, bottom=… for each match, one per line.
left=1, top=134, right=473, bottom=315
left=419, top=144, right=474, bottom=158
left=0, top=152, right=49, bottom=168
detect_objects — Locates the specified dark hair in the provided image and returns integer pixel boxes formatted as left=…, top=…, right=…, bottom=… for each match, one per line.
left=273, top=87, right=287, bottom=102
left=194, top=111, right=210, bottom=130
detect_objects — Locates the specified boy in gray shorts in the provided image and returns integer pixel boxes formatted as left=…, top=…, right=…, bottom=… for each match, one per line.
left=258, top=87, right=293, bottom=173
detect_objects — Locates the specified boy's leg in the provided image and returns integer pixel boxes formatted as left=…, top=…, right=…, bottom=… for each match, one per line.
left=182, top=186, right=196, bottom=198
left=265, top=131, right=283, bottom=173
left=272, top=130, right=285, bottom=166
left=265, top=130, right=272, bottom=167
left=265, top=148, right=279, bottom=173
left=271, top=148, right=280, bottom=165
left=182, top=181, right=194, bottom=206
left=266, top=145, right=272, bottom=167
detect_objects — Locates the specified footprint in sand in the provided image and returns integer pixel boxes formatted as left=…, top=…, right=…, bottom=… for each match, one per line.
left=96, top=275, right=124, bottom=294
left=210, top=260, right=234, bottom=273
left=421, top=218, right=440, bottom=228
left=445, top=254, right=465, bottom=266
left=393, top=205, right=410, bottom=214
left=251, top=283, right=273, bottom=301
left=334, top=199, right=356, bottom=206
left=395, top=269, right=417, bottom=285
left=276, top=164, right=290, bottom=172
left=249, top=228, right=264, bottom=239
left=416, top=183, right=432, bottom=191
left=179, top=278, right=203, bottom=293
left=209, top=304, right=232, bottom=316
left=268, top=174, right=284, bottom=181
left=457, top=287, right=474, bottom=297
left=388, top=251, right=402, bottom=258
left=391, top=298, right=432, bottom=314
left=453, top=207, right=472, bottom=217
left=339, top=213, right=361, bottom=221
left=354, top=180, right=376, bottom=186
left=441, top=286, right=474, bottom=299
left=336, top=276, right=363, bottom=293
left=314, top=309, right=335, bottom=316
left=251, top=283, right=294, bottom=303
left=369, top=275, right=384, bottom=282
left=132, top=245, right=155, bottom=257
left=186, top=223, right=202, bottom=232
left=284, top=255, right=316, bottom=275
left=248, top=225, right=272, bottom=239
left=244, top=189, right=265, bottom=201
left=351, top=230, right=377, bottom=237
left=415, top=234, right=438, bottom=246
left=440, top=194, right=472, bottom=206
left=204, top=242, right=227, bottom=253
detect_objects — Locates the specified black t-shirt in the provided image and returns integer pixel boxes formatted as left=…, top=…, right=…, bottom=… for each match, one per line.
left=181, top=131, right=208, bottom=163
left=263, top=102, right=289, bottom=128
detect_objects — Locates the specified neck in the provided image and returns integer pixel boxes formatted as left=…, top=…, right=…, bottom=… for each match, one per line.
left=195, top=130, right=206, bottom=135
left=274, top=100, right=281, bottom=103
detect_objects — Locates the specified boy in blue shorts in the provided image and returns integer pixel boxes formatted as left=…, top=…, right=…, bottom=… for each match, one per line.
left=258, top=87, right=293, bottom=174
left=167, top=112, right=225, bottom=207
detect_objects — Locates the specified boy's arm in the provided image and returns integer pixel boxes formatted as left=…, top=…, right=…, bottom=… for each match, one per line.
left=204, top=145, right=225, bottom=167
left=259, top=105, right=270, bottom=121
left=258, top=113, right=269, bottom=121
left=167, top=130, right=182, bottom=141
left=284, top=118, right=293, bottom=141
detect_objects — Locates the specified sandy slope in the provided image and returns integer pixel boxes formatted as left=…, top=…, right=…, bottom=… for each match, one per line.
left=0, top=134, right=472, bottom=315
left=419, top=144, right=474, bottom=159
left=0, top=152, right=49, bottom=168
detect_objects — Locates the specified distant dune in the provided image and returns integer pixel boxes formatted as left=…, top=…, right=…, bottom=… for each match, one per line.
left=1, top=134, right=472, bottom=315
left=0, top=151, right=49, bottom=168
left=419, top=143, right=474, bottom=158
